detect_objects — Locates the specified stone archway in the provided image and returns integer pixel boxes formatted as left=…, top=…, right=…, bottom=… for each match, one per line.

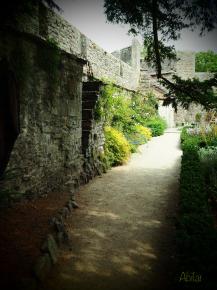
left=0, top=58, right=20, bottom=177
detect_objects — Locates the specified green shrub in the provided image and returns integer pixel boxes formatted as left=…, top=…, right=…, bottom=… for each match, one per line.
left=104, top=126, right=131, bottom=166
left=125, top=125, right=152, bottom=148
left=135, top=125, right=152, bottom=140
left=144, top=116, right=167, bottom=136
left=130, top=92, right=158, bottom=125
left=198, top=146, right=217, bottom=200
left=181, top=127, right=206, bottom=150
left=176, top=128, right=217, bottom=288
left=110, top=95, right=134, bottom=133
left=95, top=84, right=159, bottom=134
left=94, top=84, right=158, bottom=167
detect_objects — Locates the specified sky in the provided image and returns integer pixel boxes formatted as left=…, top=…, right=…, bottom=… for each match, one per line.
left=55, top=0, right=217, bottom=53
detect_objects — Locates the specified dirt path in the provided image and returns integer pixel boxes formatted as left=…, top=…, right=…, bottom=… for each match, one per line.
left=42, top=129, right=182, bottom=290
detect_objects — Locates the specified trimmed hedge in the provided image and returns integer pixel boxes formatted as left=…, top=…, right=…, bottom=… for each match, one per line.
left=176, top=130, right=217, bottom=289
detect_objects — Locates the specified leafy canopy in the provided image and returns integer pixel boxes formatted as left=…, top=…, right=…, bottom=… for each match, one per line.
left=104, top=0, right=217, bottom=111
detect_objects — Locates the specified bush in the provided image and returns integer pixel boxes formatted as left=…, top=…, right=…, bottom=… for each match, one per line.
left=181, top=127, right=207, bottom=150
left=104, top=126, right=131, bottom=166
left=176, top=128, right=217, bottom=288
left=125, top=125, right=152, bottom=148
left=135, top=125, right=152, bottom=141
left=199, top=146, right=217, bottom=176
left=144, top=116, right=167, bottom=136
left=95, top=84, right=159, bottom=135
left=131, top=92, right=158, bottom=125
left=198, top=146, right=217, bottom=199
left=95, top=84, right=159, bottom=167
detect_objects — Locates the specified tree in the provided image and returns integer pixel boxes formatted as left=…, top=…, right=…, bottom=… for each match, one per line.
left=196, top=51, right=217, bottom=72
left=104, top=0, right=217, bottom=111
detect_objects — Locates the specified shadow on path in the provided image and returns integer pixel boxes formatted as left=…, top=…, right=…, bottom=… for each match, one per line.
left=41, top=130, right=182, bottom=290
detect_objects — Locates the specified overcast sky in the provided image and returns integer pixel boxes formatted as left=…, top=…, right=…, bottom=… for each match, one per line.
left=55, top=0, right=217, bottom=53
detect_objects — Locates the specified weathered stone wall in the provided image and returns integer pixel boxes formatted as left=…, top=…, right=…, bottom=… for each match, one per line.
left=0, top=29, right=85, bottom=195
left=112, top=39, right=141, bottom=70
left=195, top=72, right=216, bottom=81
left=84, top=39, right=139, bottom=89
left=81, top=82, right=105, bottom=182
left=9, top=3, right=140, bottom=91
left=2, top=2, right=214, bottom=196
left=174, top=104, right=205, bottom=126
left=0, top=3, right=143, bottom=196
left=175, top=51, right=195, bottom=79
left=112, top=46, right=132, bottom=66
left=174, top=55, right=215, bottom=125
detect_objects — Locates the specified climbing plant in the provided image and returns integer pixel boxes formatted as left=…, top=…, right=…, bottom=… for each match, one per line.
left=94, top=82, right=165, bottom=166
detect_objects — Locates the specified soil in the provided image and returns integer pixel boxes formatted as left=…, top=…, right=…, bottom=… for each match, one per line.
left=40, top=129, right=182, bottom=290
left=0, top=191, right=70, bottom=290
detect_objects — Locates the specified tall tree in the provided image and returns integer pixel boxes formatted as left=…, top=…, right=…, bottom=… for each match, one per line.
left=104, top=0, right=217, bottom=111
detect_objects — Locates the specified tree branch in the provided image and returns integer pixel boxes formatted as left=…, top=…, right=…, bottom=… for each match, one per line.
left=152, top=0, right=162, bottom=78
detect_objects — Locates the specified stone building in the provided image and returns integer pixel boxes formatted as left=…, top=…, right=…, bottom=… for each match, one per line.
left=0, top=3, right=141, bottom=196
left=0, top=2, right=213, bottom=196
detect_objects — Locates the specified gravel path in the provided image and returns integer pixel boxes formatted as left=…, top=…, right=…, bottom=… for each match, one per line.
left=42, top=129, right=182, bottom=290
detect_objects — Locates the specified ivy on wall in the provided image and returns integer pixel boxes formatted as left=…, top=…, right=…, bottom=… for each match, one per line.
left=93, top=81, right=166, bottom=167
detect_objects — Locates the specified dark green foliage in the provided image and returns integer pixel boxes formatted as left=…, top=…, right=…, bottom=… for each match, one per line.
left=131, top=92, right=157, bottom=125
left=144, top=116, right=167, bottom=136
left=196, top=51, right=217, bottom=73
left=180, top=128, right=204, bottom=151
left=176, top=128, right=217, bottom=288
left=104, top=0, right=217, bottom=111
left=104, top=0, right=185, bottom=75
left=162, top=74, right=217, bottom=112
left=96, top=84, right=159, bottom=130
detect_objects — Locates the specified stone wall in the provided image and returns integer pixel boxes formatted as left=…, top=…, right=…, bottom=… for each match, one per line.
left=195, top=72, right=216, bottom=81
left=174, top=55, right=215, bottom=125
left=2, top=2, right=214, bottom=196
left=0, top=29, right=85, bottom=195
left=174, top=104, right=205, bottom=126
left=84, top=39, right=139, bottom=89
left=175, top=51, right=195, bottom=79
left=112, top=39, right=141, bottom=70
left=81, top=82, right=105, bottom=182
left=10, top=3, right=140, bottom=91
